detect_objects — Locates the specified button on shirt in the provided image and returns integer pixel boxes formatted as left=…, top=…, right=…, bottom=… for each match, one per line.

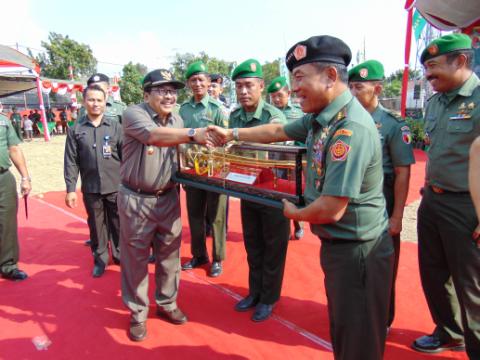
left=424, top=73, right=480, bottom=192
left=284, top=90, right=388, bottom=241
left=64, top=115, right=123, bottom=194
left=121, top=103, right=183, bottom=192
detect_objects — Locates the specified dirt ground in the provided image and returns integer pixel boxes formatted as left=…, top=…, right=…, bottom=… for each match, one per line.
left=11, top=135, right=420, bottom=243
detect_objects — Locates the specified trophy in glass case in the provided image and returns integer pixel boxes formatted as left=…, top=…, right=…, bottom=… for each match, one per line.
left=172, top=142, right=306, bottom=208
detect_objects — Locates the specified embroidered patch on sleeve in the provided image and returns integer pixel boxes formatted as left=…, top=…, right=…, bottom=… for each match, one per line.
left=333, top=129, right=353, bottom=138
left=402, top=131, right=412, bottom=144
left=330, top=139, right=350, bottom=161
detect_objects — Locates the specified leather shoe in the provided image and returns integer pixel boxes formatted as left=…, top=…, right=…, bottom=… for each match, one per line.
left=412, top=334, right=465, bottom=353
left=157, top=307, right=187, bottom=325
left=209, top=261, right=222, bottom=277
left=92, top=263, right=105, bottom=278
left=181, top=256, right=209, bottom=270
left=235, top=295, right=259, bottom=312
left=84, top=239, right=92, bottom=246
left=128, top=322, right=147, bottom=342
left=252, top=303, right=273, bottom=322
left=1, top=268, right=28, bottom=281
left=112, top=257, right=120, bottom=265
left=148, top=254, right=156, bottom=264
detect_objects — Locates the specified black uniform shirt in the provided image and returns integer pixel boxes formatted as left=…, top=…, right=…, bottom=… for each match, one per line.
left=64, top=114, right=123, bottom=194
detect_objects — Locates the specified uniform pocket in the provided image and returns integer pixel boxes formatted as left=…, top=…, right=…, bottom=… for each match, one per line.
left=447, top=119, right=474, bottom=133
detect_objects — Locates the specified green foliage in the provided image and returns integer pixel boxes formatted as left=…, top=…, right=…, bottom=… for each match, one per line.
left=406, top=117, right=425, bottom=142
left=36, top=32, right=97, bottom=80
left=119, top=62, right=148, bottom=105
left=261, top=59, right=280, bottom=89
left=171, top=52, right=235, bottom=103
left=382, top=68, right=422, bottom=99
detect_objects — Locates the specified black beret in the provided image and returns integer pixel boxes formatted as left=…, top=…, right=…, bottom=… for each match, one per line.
left=285, top=35, right=352, bottom=71
left=209, top=73, right=223, bottom=84
left=87, top=73, right=110, bottom=85
left=142, top=69, right=185, bottom=90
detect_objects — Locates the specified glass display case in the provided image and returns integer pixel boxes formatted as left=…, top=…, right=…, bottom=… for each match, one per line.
left=172, top=142, right=307, bottom=208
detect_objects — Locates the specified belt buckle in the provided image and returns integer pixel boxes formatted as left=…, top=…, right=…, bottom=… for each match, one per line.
left=431, top=185, right=444, bottom=194
left=154, top=189, right=164, bottom=197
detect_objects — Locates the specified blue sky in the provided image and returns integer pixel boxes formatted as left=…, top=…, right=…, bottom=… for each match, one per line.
left=2, top=0, right=428, bottom=77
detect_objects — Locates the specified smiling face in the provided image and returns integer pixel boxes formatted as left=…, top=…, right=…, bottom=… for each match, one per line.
left=235, top=78, right=264, bottom=112
left=144, top=85, right=177, bottom=118
left=291, top=63, right=333, bottom=114
left=83, top=88, right=106, bottom=117
left=423, top=54, right=465, bottom=93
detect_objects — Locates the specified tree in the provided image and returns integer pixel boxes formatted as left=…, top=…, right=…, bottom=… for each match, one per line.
left=382, top=69, right=422, bottom=99
left=171, top=52, right=235, bottom=103
left=261, top=59, right=280, bottom=89
left=36, top=32, right=97, bottom=80
left=120, top=62, right=148, bottom=105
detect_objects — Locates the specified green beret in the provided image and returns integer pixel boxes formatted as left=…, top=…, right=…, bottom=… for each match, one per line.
left=185, top=61, right=208, bottom=79
left=348, top=60, right=384, bottom=82
left=286, top=35, right=351, bottom=71
left=232, top=59, right=263, bottom=81
left=267, top=76, right=288, bottom=93
left=420, top=33, right=472, bottom=64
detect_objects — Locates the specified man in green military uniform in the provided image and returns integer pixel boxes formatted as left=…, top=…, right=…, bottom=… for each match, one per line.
left=412, top=33, right=480, bottom=358
left=0, top=113, right=31, bottom=281
left=209, top=36, right=394, bottom=359
left=228, top=59, right=290, bottom=322
left=80, top=73, right=127, bottom=123
left=9, top=107, right=22, bottom=141
left=349, top=59, right=415, bottom=330
left=180, top=61, right=228, bottom=277
left=267, top=75, right=305, bottom=240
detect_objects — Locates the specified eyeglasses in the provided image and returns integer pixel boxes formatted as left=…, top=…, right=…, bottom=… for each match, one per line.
left=151, top=88, right=177, bottom=96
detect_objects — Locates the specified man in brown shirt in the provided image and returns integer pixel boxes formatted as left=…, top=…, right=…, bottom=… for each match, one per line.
left=119, top=69, right=220, bottom=342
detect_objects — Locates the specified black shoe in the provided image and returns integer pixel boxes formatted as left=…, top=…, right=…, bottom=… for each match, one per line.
left=181, top=256, right=209, bottom=270
left=92, top=263, right=105, bottom=278
left=156, top=307, right=188, bottom=325
left=412, top=334, right=465, bottom=353
left=148, top=254, right=156, bottom=264
left=1, top=268, right=28, bottom=281
left=84, top=239, right=92, bottom=246
left=235, top=295, right=259, bottom=312
left=128, top=322, right=147, bottom=342
left=252, top=303, right=273, bottom=322
left=209, top=261, right=222, bottom=277
left=112, top=257, right=120, bottom=265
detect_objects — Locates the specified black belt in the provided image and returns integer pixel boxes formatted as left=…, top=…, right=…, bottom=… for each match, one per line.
left=122, top=183, right=174, bottom=197
left=429, top=185, right=469, bottom=195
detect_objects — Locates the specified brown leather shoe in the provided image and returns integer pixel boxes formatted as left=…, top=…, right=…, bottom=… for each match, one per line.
left=128, top=322, right=147, bottom=342
left=156, top=307, right=187, bottom=325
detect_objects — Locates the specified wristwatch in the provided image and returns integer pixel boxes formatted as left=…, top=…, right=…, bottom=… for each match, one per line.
left=232, top=128, right=239, bottom=141
left=187, top=128, right=196, bottom=142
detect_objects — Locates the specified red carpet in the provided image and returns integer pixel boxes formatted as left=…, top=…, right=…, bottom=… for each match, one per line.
left=0, top=150, right=468, bottom=359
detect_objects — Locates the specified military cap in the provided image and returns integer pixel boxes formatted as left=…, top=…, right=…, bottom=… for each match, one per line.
left=142, top=69, right=185, bottom=90
left=209, top=73, right=224, bottom=84
left=267, top=76, right=288, bottom=93
left=185, top=61, right=208, bottom=79
left=348, top=60, right=385, bottom=82
left=420, top=33, right=473, bottom=64
left=285, top=35, right=352, bottom=71
left=87, top=73, right=110, bottom=85
left=232, top=59, right=263, bottom=81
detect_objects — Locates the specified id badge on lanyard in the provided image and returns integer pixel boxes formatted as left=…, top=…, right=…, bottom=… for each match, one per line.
left=103, top=135, right=112, bottom=159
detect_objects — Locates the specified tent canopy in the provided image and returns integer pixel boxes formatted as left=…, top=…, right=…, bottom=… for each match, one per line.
left=415, top=0, right=480, bottom=30
left=0, top=74, right=36, bottom=98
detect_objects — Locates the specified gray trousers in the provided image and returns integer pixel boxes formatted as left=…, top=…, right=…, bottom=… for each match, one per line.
left=418, top=187, right=480, bottom=359
left=118, top=186, right=182, bottom=324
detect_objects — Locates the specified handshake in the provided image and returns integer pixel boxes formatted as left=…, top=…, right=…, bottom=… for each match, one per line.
left=193, top=125, right=232, bottom=148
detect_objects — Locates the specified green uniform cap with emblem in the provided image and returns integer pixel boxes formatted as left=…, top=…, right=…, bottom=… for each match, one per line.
left=348, top=60, right=384, bottom=82
left=232, top=59, right=263, bottom=81
left=185, top=61, right=208, bottom=79
left=420, top=33, right=472, bottom=64
left=267, top=76, right=288, bottom=93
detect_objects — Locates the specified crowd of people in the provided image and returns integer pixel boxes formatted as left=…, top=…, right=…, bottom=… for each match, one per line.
left=0, top=33, right=479, bottom=360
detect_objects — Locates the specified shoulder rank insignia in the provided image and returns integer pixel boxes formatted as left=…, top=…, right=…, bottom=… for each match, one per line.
left=333, top=129, right=353, bottom=137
